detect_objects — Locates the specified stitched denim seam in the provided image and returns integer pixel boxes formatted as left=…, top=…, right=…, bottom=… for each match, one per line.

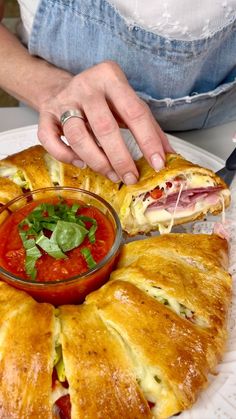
left=138, top=78, right=236, bottom=107
left=44, top=0, right=235, bottom=60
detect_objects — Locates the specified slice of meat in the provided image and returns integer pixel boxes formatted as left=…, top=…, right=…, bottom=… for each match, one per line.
left=147, top=186, right=223, bottom=211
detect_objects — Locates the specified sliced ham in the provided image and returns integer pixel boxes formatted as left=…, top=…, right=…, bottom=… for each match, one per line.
left=146, top=186, right=222, bottom=212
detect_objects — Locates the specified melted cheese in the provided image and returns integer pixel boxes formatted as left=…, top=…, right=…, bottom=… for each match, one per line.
left=219, top=192, right=226, bottom=224
left=186, top=174, right=215, bottom=189
left=0, top=166, right=17, bottom=178
left=0, top=166, right=29, bottom=189
left=52, top=314, right=69, bottom=404
left=129, top=174, right=219, bottom=234
left=105, top=320, right=179, bottom=417
left=146, top=201, right=206, bottom=224
left=44, top=154, right=61, bottom=185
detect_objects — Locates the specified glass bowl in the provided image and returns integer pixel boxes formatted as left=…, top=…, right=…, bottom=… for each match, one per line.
left=0, top=187, right=122, bottom=305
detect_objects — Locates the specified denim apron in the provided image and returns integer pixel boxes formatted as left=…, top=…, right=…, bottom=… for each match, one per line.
left=28, top=0, right=236, bottom=131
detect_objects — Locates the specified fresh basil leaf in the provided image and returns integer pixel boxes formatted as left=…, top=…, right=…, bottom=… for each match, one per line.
left=71, top=203, right=80, bottom=213
left=76, top=219, right=86, bottom=228
left=36, top=231, right=66, bottom=259
left=81, top=247, right=97, bottom=269
left=25, top=243, right=42, bottom=280
left=41, top=221, right=57, bottom=231
left=51, top=220, right=88, bottom=252
left=19, top=236, right=42, bottom=279
left=78, top=215, right=97, bottom=225
left=88, top=224, right=97, bottom=243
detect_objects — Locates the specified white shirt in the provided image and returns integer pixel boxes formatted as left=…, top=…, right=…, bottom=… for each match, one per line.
left=17, top=0, right=236, bottom=43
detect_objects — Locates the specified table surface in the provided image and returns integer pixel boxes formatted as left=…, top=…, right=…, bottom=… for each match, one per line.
left=0, top=106, right=235, bottom=161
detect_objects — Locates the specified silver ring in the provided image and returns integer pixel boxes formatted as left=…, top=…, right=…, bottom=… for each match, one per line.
left=60, top=109, right=86, bottom=127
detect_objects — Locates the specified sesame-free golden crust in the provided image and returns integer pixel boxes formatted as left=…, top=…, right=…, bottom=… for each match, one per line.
left=61, top=162, right=119, bottom=204
left=112, top=234, right=231, bottom=352
left=88, top=280, right=213, bottom=410
left=59, top=304, right=151, bottom=419
left=0, top=144, right=119, bottom=205
left=0, top=233, right=231, bottom=418
left=0, top=145, right=53, bottom=190
left=118, top=233, right=230, bottom=271
left=0, top=147, right=230, bottom=235
left=114, top=154, right=230, bottom=235
left=0, top=282, right=55, bottom=419
left=87, top=234, right=232, bottom=417
left=0, top=177, right=22, bottom=205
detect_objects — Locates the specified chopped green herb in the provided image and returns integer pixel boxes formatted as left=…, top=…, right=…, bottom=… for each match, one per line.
left=78, top=215, right=97, bottom=225
left=81, top=247, right=97, bottom=269
left=88, top=224, right=97, bottom=243
left=36, top=231, right=66, bottom=259
left=18, top=200, right=98, bottom=279
left=51, top=220, right=88, bottom=252
left=154, top=375, right=161, bottom=383
left=19, top=233, right=42, bottom=280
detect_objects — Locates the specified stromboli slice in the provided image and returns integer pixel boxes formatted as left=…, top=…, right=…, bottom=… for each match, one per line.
left=60, top=162, right=119, bottom=204
left=0, top=282, right=55, bottom=419
left=114, top=154, right=230, bottom=235
left=0, top=145, right=53, bottom=191
left=59, top=303, right=151, bottom=419
left=87, top=279, right=221, bottom=417
left=113, top=236, right=231, bottom=332
left=118, top=233, right=230, bottom=272
left=87, top=233, right=232, bottom=418
left=0, top=145, right=119, bottom=205
left=0, top=146, right=230, bottom=236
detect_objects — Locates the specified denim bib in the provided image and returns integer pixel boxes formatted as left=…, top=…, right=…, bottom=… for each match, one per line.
left=29, top=0, right=236, bottom=131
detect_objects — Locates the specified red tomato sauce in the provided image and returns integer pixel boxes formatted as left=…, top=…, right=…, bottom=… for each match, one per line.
left=0, top=198, right=115, bottom=283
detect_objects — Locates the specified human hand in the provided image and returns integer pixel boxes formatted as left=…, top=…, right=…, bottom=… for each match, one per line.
left=38, top=61, right=174, bottom=185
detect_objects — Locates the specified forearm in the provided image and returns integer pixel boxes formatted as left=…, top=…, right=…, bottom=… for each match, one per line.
left=0, top=23, right=72, bottom=110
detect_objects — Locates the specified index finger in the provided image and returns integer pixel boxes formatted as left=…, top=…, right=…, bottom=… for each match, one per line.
left=107, top=83, right=172, bottom=171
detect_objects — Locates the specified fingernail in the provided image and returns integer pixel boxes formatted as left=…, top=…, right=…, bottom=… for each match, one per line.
left=123, top=172, right=138, bottom=185
left=72, top=159, right=87, bottom=169
left=233, top=133, right=236, bottom=142
left=150, top=153, right=164, bottom=171
left=107, top=171, right=120, bottom=183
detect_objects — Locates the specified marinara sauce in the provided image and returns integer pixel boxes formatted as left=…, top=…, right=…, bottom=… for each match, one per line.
left=0, top=198, right=118, bottom=305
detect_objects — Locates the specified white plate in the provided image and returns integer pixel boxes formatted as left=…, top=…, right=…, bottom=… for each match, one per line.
left=0, top=124, right=224, bottom=171
left=0, top=125, right=235, bottom=419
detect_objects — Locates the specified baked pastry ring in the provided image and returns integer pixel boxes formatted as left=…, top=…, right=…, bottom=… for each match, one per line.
left=0, top=234, right=231, bottom=418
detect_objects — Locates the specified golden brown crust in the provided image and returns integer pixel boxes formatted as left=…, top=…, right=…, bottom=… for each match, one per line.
left=0, top=282, right=55, bottom=419
left=0, top=177, right=23, bottom=205
left=114, top=154, right=230, bottom=235
left=118, top=233, right=230, bottom=271
left=0, top=145, right=53, bottom=190
left=61, top=162, right=119, bottom=204
left=0, top=147, right=230, bottom=236
left=88, top=280, right=212, bottom=410
left=59, top=304, right=151, bottom=419
left=0, top=233, right=231, bottom=418
left=87, top=234, right=232, bottom=417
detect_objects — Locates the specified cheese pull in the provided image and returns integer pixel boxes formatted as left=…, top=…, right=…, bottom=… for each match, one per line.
left=0, top=147, right=230, bottom=235
left=114, top=154, right=230, bottom=235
